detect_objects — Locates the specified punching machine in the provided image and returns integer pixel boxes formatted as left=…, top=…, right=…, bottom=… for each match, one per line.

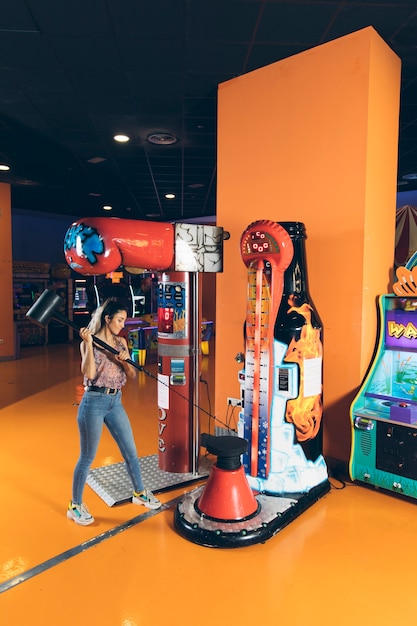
left=27, top=216, right=330, bottom=549
left=28, top=217, right=226, bottom=486
left=174, top=220, right=330, bottom=548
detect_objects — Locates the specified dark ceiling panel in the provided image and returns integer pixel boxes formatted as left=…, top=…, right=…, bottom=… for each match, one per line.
left=186, top=0, right=261, bottom=41
left=0, top=0, right=416, bottom=220
left=0, top=31, right=59, bottom=68
left=257, top=3, right=337, bottom=43
left=9, top=69, right=74, bottom=99
left=48, top=36, right=123, bottom=71
left=0, top=0, right=39, bottom=30
left=108, top=0, right=186, bottom=41
left=118, top=41, right=185, bottom=74
left=328, top=5, right=414, bottom=41
left=27, top=0, right=113, bottom=36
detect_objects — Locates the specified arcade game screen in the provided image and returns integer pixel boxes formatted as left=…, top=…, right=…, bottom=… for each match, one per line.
left=73, top=285, right=88, bottom=310
left=357, top=296, right=417, bottom=423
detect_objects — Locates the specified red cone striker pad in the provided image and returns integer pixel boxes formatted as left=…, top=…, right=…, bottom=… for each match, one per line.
left=197, top=465, right=258, bottom=520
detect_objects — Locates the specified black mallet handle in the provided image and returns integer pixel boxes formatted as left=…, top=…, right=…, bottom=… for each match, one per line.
left=26, top=289, right=141, bottom=371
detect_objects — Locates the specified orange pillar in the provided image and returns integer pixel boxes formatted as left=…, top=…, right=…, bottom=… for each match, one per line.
left=215, top=27, right=401, bottom=463
left=0, top=183, right=15, bottom=360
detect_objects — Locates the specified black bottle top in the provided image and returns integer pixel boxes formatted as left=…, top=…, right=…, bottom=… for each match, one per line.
left=274, top=221, right=322, bottom=345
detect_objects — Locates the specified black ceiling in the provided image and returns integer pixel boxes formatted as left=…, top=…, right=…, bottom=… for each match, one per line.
left=1, top=0, right=417, bottom=223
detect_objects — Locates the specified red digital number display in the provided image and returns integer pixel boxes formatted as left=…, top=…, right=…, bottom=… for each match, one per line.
left=158, top=307, right=174, bottom=333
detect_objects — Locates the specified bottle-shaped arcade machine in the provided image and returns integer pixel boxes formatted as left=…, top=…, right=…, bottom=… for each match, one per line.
left=174, top=220, right=329, bottom=548
left=350, top=252, right=417, bottom=499
left=239, top=220, right=328, bottom=494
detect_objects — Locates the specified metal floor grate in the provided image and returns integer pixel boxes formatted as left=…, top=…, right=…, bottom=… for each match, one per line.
left=87, top=454, right=212, bottom=506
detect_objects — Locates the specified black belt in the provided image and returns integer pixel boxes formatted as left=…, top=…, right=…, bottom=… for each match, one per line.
left=86, top=386, right=120, bottom=395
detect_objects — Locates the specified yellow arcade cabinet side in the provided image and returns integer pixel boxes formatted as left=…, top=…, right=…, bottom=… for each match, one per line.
left=350, top=253, right=417, bottom=499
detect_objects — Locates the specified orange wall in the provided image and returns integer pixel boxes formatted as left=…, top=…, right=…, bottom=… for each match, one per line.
left=0, top=183, right=15, bottom=359
left=215, top=27, right=401, bottom=462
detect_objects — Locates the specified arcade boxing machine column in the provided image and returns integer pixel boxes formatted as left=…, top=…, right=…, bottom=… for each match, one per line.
left=157, top=271, right=196, bottom=474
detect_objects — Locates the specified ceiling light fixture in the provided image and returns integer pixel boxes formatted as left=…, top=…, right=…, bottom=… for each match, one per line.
left=147, top=133, right=177, bottom=145
left=165, top=193, right=176, bottom=199
left=113, top=134, right=130, bottom=143
left=15, top=178, right=38, bottom=186
left=0, top=164, right=10, bottom=171
left=402, top=173, right=417, bottom=180
left=102, top=205, right=113, bottom=211
left=88, top=156, right=107, bottom=164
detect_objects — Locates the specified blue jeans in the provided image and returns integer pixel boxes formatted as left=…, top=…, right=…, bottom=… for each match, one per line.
left=72, top=390, right=144, bottom=504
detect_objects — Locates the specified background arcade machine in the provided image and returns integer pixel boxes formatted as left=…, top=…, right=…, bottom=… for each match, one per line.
left=350, top=252, right=417, bottom=499
left=72, top=278, right=93, bottom=326
left=71, top=274, right=121, bottom=327
left=124, top=272, right=158, bottom=366
left=63, top=216, right=224, bottom=506
left=174, top=220, right=329, bottom=548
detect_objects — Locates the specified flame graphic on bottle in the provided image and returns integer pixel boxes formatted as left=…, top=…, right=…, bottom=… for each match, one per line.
left=283, top=299, right=323, bottom=441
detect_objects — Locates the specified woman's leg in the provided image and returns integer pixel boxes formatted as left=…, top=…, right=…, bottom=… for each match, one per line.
left=105, top=394, right=144, bottom=493
left=72, top=392, right=106, bottom=503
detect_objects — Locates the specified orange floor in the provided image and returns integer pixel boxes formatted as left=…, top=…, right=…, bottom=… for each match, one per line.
left=1, top=342, right=417, bottom=625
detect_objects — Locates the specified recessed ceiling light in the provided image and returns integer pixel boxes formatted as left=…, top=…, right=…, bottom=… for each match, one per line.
left=147, top=133, right=177, bottom=145
left=402, top=173, right=417, bottom=180
left=102, top=205, right=113, bottom=211
left=113, top=134, right=130, bottom=143
left=0, top=164, right=10, bottom=171
left=88, top=156, right=107, bottom=164
left=165, top=193, right=176, bottom=199
left=89, top=192, right=102, bottom=197
left=188, top=183, right=204, bottom=189
left=15, top=178, right=39, bottom=186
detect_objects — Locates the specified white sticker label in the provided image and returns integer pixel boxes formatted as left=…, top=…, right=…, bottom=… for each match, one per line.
left=303, top=357, right=322, bottom=397
left=157, top=374, right=170, bottom=409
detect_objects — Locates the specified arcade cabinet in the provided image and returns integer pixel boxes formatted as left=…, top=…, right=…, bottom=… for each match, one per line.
left=350, top=252, right=417, bottom=499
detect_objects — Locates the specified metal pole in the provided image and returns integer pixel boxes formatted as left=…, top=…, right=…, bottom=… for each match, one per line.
left=191, top=272, right=200, bottom=475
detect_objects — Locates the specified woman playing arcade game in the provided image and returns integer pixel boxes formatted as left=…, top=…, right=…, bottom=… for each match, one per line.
left=67, top=298, right=161, bottom=526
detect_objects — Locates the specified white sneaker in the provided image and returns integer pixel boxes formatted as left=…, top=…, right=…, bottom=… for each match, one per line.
left=132, top=488, right=162, bottom=510
left=67, top=501, right=94, bottom=525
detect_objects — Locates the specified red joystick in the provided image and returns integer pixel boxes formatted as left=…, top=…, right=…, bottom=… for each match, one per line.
left=197, top=435, right=258, bottom=521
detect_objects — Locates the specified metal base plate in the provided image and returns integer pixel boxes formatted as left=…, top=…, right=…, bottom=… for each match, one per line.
left=87, top=454, right=212, bottom=506
left=174, top=480, right=331, bottom=548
